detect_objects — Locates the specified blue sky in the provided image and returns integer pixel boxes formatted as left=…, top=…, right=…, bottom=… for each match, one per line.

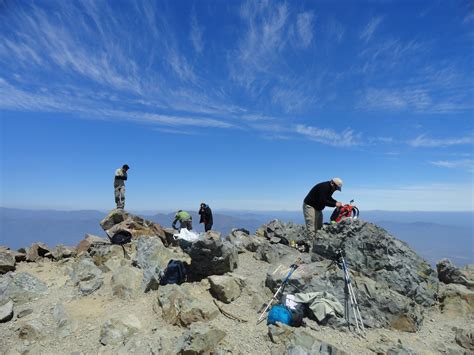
left=0, top=0, right=473, bottom=212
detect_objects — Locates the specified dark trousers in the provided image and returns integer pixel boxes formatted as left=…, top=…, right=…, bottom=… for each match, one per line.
left=204, top=223, right=213, bottom=232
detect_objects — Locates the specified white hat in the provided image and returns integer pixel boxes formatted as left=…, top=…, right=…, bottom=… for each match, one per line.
left=332, top=177, right=343, bottom=191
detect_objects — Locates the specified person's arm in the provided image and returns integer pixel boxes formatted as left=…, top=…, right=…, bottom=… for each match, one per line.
left=115, top=169, right=127, bottom=180
left=172, top=217, right=178, bottom=229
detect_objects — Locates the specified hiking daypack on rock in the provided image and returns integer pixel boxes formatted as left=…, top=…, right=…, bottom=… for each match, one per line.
left=267, top=304, right=293, bottom=326
left=283, top=294, right=306, bottom=327
left=110, top=230, right=132, bottom=245
left=330, top=203, right=359, bottom=223
left=160, top=259, right=187, bottom=285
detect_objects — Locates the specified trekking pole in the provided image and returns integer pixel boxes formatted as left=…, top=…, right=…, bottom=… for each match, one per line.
left=335, top=249, right=365, bottom=336
left=257, top=259, right=301, bottom=324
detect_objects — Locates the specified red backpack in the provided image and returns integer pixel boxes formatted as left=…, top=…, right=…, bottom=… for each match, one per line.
left=330, top=201, right=359, bottom=223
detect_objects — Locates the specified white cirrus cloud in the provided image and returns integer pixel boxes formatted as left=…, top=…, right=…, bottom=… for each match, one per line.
left=408, top=135, right=474, bottom=148
left=430, top=160, right=474, bottom=172
left=295, top=124, right=362, bottom=147
left=296, top=11, right=315, bottom=48
left=360, top=16, right=383, bottom=43
left=190, top=10, right=204, bottom=54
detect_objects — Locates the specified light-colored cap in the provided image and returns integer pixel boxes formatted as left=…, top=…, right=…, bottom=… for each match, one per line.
left=332, top=177, right=343, bottom=191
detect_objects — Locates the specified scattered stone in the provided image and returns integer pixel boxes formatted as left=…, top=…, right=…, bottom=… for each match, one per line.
left=17, top=308, right=33, bottom=318
left=0, top=272, right=48, bottom=304
left=157, top=284, right=219, bottom=326
left=51, top=244, right=75, bottom=260
left=0, top=251, right=16, bottom=274
left=26, top=243, right=51, bottom=262
left=225, top=229, right=264, bottom=253
left=455, top=327, right=474, bottom=350
left=176, top=322, right=226, bottom=354
left=111, top=265, right=142, bottom=299
left=18, top=319, right=45, bottom=340
left=208, top=274, right=246, bottom=303
left=100, top=314, right=142, bottom=345
left=53, top=304, right=73, bottom=337
left=70, top=258, right=103, bottom=295
left=88, top=244, right=124, bottom=267
left=0, top=300, right=14, bottom=322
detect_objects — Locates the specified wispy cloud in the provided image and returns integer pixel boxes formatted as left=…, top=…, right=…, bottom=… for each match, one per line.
left=430, top=159, right=474, bottom=172
left=360, top=16, right=383, bottom=42
left=296, top=12, right=315, bottom=48
left=295, top=124, right=362, bottom=147
left=327, top=18, right=345, bottom=43
left=408, top=135, right=474, bottom=148
left=190, top=10, right=204, bottom=54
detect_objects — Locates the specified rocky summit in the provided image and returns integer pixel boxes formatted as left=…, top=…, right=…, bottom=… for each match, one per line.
left=0, top=210, right=473, bottom=354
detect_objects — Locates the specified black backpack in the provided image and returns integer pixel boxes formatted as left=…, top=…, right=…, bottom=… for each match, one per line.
left=110, top=230, right=132, bottom=245
left=160, top=259, right=187, bottom=285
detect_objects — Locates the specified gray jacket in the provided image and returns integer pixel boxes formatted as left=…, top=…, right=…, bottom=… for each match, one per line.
left=114, top=168, right=128, bottom=188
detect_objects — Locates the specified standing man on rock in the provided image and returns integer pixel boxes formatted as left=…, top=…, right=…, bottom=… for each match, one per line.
left=199, top=203, right=213, bottom=232
left=114, top=164, right=129, bottom=209
left=303, top=178, right=343, bottom=240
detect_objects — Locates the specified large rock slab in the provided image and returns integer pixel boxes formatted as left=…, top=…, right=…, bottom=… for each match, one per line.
left=224, top=229, right=265, bottom=253
left=111, top=265, right=143, bottom=299
left=265, top=261, right=423, bottom=331
left=208, top=274, right=246, bottom=304
left=0, top=251, right=16, bottom=274
left=100, top=209, right=166, bottom=244
left=51, top=244, right=75, bottom=260
left=100, top=314, right=142, bottom=345
left=76, top=234, right=110, bottom=255
left=258, top=220, right=308, bottom=245
left=70, top=258, right=103, bottom=295
left=312, top=219, right=438, bottom=306
left=0, top=272, right=48, bottom=304
left=156, top=284, right=219, bottom=326
left=182, top=237, right=238, bottom=279
left=437, top=259, right=474, bottom=289
left=438, top=283, right=474, bottom=316
left=176, top=322, right=226, bottom=354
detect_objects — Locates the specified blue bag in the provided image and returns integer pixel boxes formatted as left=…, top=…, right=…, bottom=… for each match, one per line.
left=267, top=304, right=293, bottom=326
left=160, top=259, right=187, bottom=285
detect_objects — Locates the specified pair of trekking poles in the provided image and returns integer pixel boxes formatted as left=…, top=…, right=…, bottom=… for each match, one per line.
left=257, top=251, right=366, bottom=336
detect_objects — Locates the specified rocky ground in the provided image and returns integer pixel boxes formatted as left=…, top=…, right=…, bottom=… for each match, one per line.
left=1, top=210, right=473, bottom=354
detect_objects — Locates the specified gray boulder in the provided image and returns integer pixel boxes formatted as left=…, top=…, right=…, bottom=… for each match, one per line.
left=438, top=283, right=474, bottom=316
left=52, top=304, right=74, bottom=337
left=208, top=274, right=246, bottom=303
left=88, top=244, right=125, bottom=268
left=111, top=265, right=142, bottom=299
left=0, top=272, right=48, bottom=304
left=312, top=219, right=438, bottom=306
left=183, top=237, right=238, bottom=278
left=265, top=261, right=423, bottom=331
left=258, top=219, right=308, bottom=245
left=100, top=314, right=142, bottom=345
left=156, top=284, right=219, bottom=326
left=225, top=229, right=265, bottom=253
left=0, top=299, right=14, bottom=322
left=70, top=258, right=103, bottom=295
left=51, top=244, right=75, bottom=260
left=0, top=251, right=16, bottom=274
left=255, top=241, right=308, bottom=265
left=437, top=259, right=474, bottom=289
left=76, top=234, right=110, bottom=255
left=176, top=322, right=226, bottom=354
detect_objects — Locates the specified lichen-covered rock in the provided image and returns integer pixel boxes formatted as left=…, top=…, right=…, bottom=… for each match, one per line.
left=100, top=314, right=142, bottom=345
left=176, top=322, right=226, bottom=354
left=0, top=251, right=15, bottom=274
left=312, top=219, right=438, bottom=306
left=70, top=258, right=103, bottom=295
left=0, top=272, right=48, bottom=304
left=156, top=284, right=219, bottom=326
left=111, top=265, right=142, bottom=299
left=208, top=274, right=246, bottom=303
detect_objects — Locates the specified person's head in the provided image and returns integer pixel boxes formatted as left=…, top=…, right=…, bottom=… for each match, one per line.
left=200, top=203, right=206, bottom=208
left=122, top=164, right=130, bottom=172
left=331, top=177, right=343, bottom=191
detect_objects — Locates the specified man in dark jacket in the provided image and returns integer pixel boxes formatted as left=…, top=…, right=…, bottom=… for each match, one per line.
left=303, top=178, right=343, bottom=239
left=199, top=203, right=213, bottom=232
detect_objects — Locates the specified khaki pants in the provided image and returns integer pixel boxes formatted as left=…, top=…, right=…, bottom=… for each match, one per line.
left=303, top=203, right=323, bottom=240
left=115, top=186, right=126, bottom=209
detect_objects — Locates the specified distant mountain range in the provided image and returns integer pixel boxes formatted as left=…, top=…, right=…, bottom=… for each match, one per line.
left=0, top=207, right=472, bottom=266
